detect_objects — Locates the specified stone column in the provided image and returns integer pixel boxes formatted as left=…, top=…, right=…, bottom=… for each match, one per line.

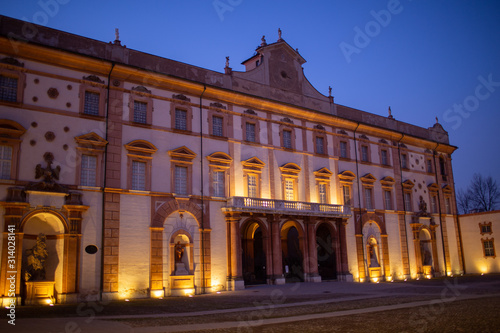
left=0, top=198, right=28, bottom=306
left=430, top=224, right=440, bottom=277
left=410, top=222, right=423, bottom=275
left=306, top=218, right=320, bottom=282
left=225, top=213, right=243, bottom=290
left=380, top=234, right=391, bottom=279
left=62, top=202, right=88, bottom=302
left=150, top=227, right=164, bottom=294
left=267, top=214, right=285, bottom=285
left=398, top=213, right=411, bottom=279
left=200, top=229, right=212, bottom=291
left=62, top=233, right=81, bottom=298
left=355, top=234, right=366, bottom=282
left=337, top=219, right=352, bottom=281
left=102, top=82, right=124, bottom=299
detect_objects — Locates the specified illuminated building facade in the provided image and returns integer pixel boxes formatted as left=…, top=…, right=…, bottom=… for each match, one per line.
left=0, top=16, right=465, bottom=304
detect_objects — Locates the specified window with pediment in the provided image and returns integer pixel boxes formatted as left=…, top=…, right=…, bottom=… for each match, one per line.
left=280, top=163, right=301, bottom=201
left=125, top=140, right=157, bottom=191
left=129, top=86, right=153, bottom=125
left=361, top=173, right=377, bottom=210
left=0, top=58, right=25, bottom=104
left=79, top=75, right=106, bottom=117
left=0, top=119, right=26, bottom=181
left=75, top=132, right=107, bottom=187
left=207, top=152, right=233, bottom=197
left=380, top=176, right=395, bottom=211
left=242, top=157, right=265, bottom=198
left=338, top=170, right=356, bottom=206
left=168, top=146, right=196, bottom=196
left=314, top=167, right=333, bottom=204
left=402, top=180, right=415, bottom=212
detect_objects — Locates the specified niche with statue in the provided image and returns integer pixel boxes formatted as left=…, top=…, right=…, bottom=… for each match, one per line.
left=169, top=232, right=194, bottom=294
left=23, top=233, right=56, bottom=305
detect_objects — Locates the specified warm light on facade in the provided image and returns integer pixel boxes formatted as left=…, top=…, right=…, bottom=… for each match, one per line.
left=184, top=289, right=195, bottom=296
left=152, top=290, right=164, bottom=298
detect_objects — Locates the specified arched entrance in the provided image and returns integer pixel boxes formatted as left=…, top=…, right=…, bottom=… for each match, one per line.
left=241, top=220, right=267, bottom=285
left=281, top=222, right=304, bottom=282
left=316, top=223, right=337, bottom=280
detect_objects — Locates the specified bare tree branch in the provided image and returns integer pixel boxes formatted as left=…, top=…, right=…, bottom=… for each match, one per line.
left=461, top=174, right=500, bottom=213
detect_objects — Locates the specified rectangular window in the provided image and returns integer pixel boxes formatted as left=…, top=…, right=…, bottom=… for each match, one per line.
left=0, top=75, right=18, bottom=102
left=482, top=225, right=492, bottom=234
left=340, top=141, right=348, bottom=158
left=343, top=185, right=351, bottom=206
left=0, top=145, right=12, bottom=180
left=365, top=188, right=373, bottom=209
left=384, top=190, right=392, bottom=210
left=316, top=136, right=324, bottom=154
left=80, top=154, right=97, bottom=186
left=246, top=122, right=256, bottom=142
left=174, top=165, right=188, bottom=195
left=84, top=91, right=100, bottom=116
left=212, top=116, right=223, bottom=137
left=404, top=192, right=412, bottom=211
left=283, top=130, right=292, bottom=149
left=131, top=160, right=146, bottom=190
left=401, top=154, right=408, bottom=169
left=133, top=101, right=147, bottom=124
left=427, top=159, right=433, bottom=173
left=285, top=179, right=294, bottom=201
left=248, top=174, right=257, bottom=198
left=175, top=109, right=187, bottom=130
left=381, top=150, right=388, bottom=165
left=213, top=170, right=225, bottom=197
left=361, top=145, right=369, bottom=162
left=318, top=183, right=327, bottom=204
left=445, top=197, right=451, bottom=214
left=484, top=240, right=495, bottom=257
left=431, top=195, right=438, bottom=213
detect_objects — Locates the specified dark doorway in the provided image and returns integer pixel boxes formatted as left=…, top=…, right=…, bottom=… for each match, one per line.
left=316, top=224, right=337, bottom=280
left=283, top=226, right=304, bottom=282
left=242, top=224, right=267, bottom=285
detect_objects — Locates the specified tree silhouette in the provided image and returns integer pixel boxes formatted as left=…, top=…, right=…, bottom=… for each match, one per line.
left=457, top=174, right=499, bottom=214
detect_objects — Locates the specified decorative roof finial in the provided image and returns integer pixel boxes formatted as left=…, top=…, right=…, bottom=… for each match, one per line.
left=278, top=28, right=282, bottom=41
left=388, top=106, right=394, bottom=119
left=224, top=56, right=232, bottom=75
left=261, top=35, right=267, bottom=47
left=436, top=116, right=439, bottom=124
left=328, top=86, right=332, bottom=97
left=114, top=28, right=121, bottom=45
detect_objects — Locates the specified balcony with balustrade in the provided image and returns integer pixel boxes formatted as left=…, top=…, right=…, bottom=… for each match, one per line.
left=223, top=197, right=351, bottom=218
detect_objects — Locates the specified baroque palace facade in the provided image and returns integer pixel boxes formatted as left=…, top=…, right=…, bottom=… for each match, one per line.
left=0, top=16, right=464, bottom=304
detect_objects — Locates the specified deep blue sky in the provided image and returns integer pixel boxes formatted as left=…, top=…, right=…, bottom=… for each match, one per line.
left=2, top=0, right=500, bottom=191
